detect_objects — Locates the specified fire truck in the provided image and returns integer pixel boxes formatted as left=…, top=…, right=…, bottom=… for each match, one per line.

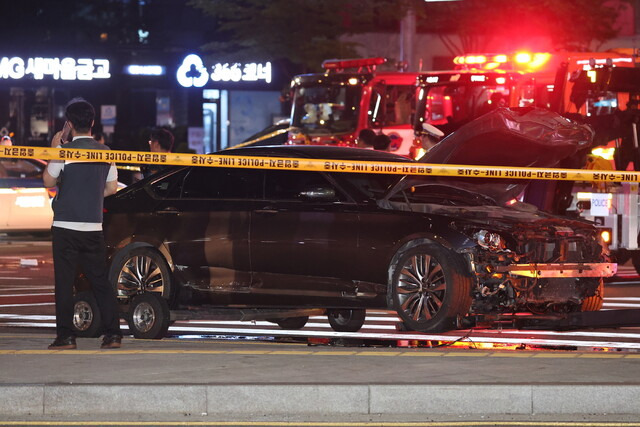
left=414, top=50, right=638, bottom=138
left=414, top=50, right=640, bottom=271
left=286, top=57, right=420, bottom=156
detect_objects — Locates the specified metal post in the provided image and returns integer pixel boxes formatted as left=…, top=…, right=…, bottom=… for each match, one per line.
left=400, top=7, right=415, bottom=71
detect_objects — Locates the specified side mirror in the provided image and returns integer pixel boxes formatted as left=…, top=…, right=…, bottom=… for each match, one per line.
left=299, top=186, right=336, bottom=201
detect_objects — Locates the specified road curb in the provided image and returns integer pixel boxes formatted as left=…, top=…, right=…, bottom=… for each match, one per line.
left=2, top=384, right=640, bottom=416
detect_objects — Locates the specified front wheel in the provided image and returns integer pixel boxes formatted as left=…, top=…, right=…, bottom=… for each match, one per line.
left=327, top=309, right=366, bottom=332
left=72, top=291, right=102, bottom=338
left=127, top=292, right=170, bottom=339
left=390, top=243, right=472, bottom=332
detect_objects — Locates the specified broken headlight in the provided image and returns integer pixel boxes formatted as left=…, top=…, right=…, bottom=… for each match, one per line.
left=474, top=230, right=506, bottom=251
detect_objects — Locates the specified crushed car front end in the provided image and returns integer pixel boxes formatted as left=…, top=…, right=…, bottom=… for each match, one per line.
left=451, top=206, right=616, bottom=315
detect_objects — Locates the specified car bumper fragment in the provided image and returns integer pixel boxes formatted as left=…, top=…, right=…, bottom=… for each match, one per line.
left=494, top=262, right=617, bottom=278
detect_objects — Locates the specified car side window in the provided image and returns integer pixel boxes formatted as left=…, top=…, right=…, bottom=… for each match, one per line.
left=333, top=172, right=399, bottom=201
left=264, top=170, right=345, bottom=202
left=149, top=168, right=188, bottom=199
left=181, top=166, right=262, bottom=199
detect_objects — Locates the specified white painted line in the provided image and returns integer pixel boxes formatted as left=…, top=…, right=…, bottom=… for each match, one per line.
left=178, top=320, right=640, bottom=339
left=495, top=329, right=640, bottom=339
left=162, top=325, right=640, bottom=350
left=0, top=302, right=54, bottom=308
left=0, top=293, right=54, bottom=298
left=0, top=314, right=55, bottom=320
left=602, top=303, right=640, bottom=308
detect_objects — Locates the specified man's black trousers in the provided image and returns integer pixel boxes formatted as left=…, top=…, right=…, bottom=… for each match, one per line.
left=51, top=226, right=122, bottom=339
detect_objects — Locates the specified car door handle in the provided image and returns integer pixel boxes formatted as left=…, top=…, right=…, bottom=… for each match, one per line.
left=155, top=207, right=180, bottom=215
left=254, top=209, right=278, bottom=214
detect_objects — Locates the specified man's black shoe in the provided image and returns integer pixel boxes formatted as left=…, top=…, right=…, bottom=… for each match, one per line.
left=48, top=336, right=77, bottom=350
left=100, top=334, right=122, bottom=349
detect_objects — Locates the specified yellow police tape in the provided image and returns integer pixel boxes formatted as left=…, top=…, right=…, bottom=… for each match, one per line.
left=3, top=145, right=639, bottom=183
left=229, top=127, right=289, bottom=149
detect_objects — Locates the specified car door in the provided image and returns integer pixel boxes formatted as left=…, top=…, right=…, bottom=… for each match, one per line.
left=0, top=158, right=52, bottom=232
left=162, top=165, right=262, bottom=305
left=250, top=169, right=359, bottom=305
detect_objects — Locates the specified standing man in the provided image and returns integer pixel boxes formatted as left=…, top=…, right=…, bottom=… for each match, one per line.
left=141, top=127, right=174, bottom=179
left=43, top=98, right=122, bottom=350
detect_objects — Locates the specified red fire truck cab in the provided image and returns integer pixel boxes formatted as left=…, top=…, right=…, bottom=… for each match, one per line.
left=287, top=57, right=420, bottom=156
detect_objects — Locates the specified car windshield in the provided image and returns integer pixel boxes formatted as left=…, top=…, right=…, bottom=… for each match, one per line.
left=291, top=83, right=361, bottom=135
left=386, top=181, right=496, bottom=207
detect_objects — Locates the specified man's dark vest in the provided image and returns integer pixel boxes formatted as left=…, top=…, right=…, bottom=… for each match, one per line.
left=52, top=138, right=111, bottom=224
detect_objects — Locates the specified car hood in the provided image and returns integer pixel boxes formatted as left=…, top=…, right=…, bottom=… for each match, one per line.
left=417, top=107, right=594, bottom=204
left=383, top=198, right=594, bottom=232
left=379, top=182, right=595, bottom=232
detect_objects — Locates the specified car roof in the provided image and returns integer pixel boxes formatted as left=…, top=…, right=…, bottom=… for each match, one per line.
left=220, top=145, right=415, bottom=163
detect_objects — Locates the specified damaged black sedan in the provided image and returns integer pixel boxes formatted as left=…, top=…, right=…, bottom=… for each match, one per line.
left=73, top=108, right=615, bottom=338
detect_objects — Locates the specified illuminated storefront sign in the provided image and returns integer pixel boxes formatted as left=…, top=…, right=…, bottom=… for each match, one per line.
left=0, top=56, right=111, bottom=81
left=177, top=54, right=272, bottom=88
left=125, top=65, right=165, bottom=76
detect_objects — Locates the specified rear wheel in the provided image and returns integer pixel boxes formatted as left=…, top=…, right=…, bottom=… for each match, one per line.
left=327, top=309, right=366, bottom=332
left=113, top=247, right=171, bottom=302
left=390, top=243, right=472, bottom=332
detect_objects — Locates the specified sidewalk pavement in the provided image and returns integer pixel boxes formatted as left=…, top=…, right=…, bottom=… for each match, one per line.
left=1, top=330, right=640, bottom=418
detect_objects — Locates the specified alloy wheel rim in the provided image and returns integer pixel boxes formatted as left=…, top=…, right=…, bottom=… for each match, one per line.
left=397, top=253, right=446, bottom=322
left=333, top=310, right=351, bottom=325
left=132, top=302, right=156, bottom=333
left=73, top=301, right=93, bottom=331
left=117, top=255, right=164, bottom=297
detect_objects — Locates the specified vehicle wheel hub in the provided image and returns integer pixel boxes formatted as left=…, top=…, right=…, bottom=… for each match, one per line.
left=73, top=301, right=93, bottom=331
left=132, top=302, right=156, bottom=333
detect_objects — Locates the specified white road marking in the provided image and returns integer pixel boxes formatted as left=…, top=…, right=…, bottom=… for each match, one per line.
left=0, top=302, right=54, bottom=308
left=0, top=293, right=54, bottom=297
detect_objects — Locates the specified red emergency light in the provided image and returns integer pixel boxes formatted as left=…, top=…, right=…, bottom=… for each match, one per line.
left=322, top=57, right=387, bottom=71
left=454, top=52, right=551, bottom=71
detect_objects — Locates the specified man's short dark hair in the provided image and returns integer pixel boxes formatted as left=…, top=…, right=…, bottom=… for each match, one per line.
left=65, top=98, right=95, bottom=133
left=372, top=134, right=391, bottom=150
left=150, top=128, right=174, bottom=152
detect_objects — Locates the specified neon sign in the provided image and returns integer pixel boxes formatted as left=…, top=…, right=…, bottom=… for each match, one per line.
left=0, top=57, right=110, bottom=81
left=125, top=65, right=165, bottom=76
left=176, top=54, right=272, bottom=88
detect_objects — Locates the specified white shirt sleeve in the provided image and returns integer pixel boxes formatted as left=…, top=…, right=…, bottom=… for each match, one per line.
left=46, top=160, right=64, bottom=179
left=107, top=164, right=118, bottom=182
